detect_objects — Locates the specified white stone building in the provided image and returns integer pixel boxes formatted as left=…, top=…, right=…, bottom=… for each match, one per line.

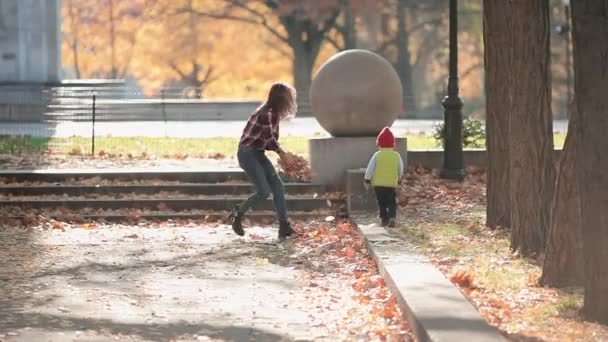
left=0, top=0, right=61, bottom=83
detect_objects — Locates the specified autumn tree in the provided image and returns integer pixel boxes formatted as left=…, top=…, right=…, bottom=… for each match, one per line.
left=394, top=0, right=416, bottom=115
left=165, top=0, right=218, bottom=98
left=570, top=0, right=608, bottom=324
left=187, top=0, right=341, bottom=114
left=381, top=0, right=482, bottom=116
left=540, top=99, right=583, bottom=287
left=322, top=0, right=415, bottom=115
left=539, top=0, right=583, bottom=289
left=483, top=1, right=511, bottom=229
left=61, top=0, right=156, bottom=79
left=508, top=0, right=554, bottom=257
left=63, top=0, right=84, bottom=78
left=325, top=0, right=358, bottom=51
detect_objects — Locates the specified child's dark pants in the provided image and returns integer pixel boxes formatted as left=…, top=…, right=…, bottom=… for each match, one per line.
left=374, top=186, right=396, bottom=223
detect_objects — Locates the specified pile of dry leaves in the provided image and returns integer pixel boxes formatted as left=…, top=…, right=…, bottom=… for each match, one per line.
left=288, top=219, right=412, bottom=340
left=277, top=152, right=314, bottom=182
left=398, top=166, right=486, bottom=210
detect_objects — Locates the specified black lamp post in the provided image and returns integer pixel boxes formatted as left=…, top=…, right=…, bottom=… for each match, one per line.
left=440, top=0, right=465, bottom=180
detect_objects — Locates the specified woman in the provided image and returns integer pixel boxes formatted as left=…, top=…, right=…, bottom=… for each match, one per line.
left=229, top=82, right=298, bottom=240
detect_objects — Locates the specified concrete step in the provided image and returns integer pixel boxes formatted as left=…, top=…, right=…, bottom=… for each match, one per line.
left=0, top=183, right=331, bottom=196
left=0, top=169, right=249, bottom=183
left=0, top=196, right=343, bottom=212
left=8, top=210, right=338, bottom=224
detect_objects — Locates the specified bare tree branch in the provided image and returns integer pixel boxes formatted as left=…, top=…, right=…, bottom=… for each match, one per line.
left=319, top=9, right=342, bottom=38
left=200, top=66, right=211, bottom=84
left=261, top=37, right=292, bottom=58
left=168, top=61, right=189, bottom=80
left=375, top=37, right=397, bottom=55
left=325, top=34, right=343, bottom=51
left=406, top=17, right=444, bottom=35
left=178, top=1, right=289, bottom=44
left=461, top=62, right=482, bottom=80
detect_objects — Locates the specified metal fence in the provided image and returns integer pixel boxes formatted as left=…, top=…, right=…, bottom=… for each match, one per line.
left=0, top=81, right=266, bottom=157
left=1, top=81, right=505, bottom=160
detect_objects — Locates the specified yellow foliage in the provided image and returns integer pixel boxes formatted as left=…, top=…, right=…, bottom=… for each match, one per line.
left=62, top=0, right=291, bottom=98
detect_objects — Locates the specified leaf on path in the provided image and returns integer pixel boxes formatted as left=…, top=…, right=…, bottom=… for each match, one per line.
left=51, top=220, right=64, bottom=230
left=450, top=269, right=476, bottom=290
left=344, top=246, right=356, bottom=258
left=256, top=257, right=269, bottom=265
left=249, top=234, right=265, bottom=241
left=78, top=222, right=96, bottom=229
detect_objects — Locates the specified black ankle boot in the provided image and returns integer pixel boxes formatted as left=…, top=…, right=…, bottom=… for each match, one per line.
left=228, top=206, right=244, bottom=236
left=278, top=221, right=295, bottom=241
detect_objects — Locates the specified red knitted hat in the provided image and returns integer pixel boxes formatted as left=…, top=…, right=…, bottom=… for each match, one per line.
left=376, top=127, right=395, bottom=148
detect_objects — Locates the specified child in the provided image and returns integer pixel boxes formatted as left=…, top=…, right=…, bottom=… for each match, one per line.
left=364, top=127, right=404, bottom=227
left=229, top=82, right=298, bottom=241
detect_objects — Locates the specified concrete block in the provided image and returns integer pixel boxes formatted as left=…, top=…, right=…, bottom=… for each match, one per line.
left=406, top=149, right=564, bottom=169
left=346, top=168, right=378, bottom=213
left=354, top=218, right=506, bottom=342
left=407, top=149, right=487, bottom=169
left=309, top=136, right=407, bottom=187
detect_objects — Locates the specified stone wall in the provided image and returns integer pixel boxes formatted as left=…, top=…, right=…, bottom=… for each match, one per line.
left=406, top=149, right=564, bottom=169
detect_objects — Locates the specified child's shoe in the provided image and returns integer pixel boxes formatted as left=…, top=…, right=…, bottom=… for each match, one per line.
left=388, top=218, right=397, bottom=228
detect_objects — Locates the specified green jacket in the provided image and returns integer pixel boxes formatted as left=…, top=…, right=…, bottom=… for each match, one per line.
left=364, top=148, right=404, bottom=188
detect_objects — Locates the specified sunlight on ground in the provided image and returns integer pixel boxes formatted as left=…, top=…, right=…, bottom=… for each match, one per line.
left=398, top=204, right=606, bottom=341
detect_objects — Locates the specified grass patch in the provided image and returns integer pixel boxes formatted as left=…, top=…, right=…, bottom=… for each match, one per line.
left=0, top=136, right=310, bottom=158
left=555, top=290, right=583, bottom=314
left=397, top=203, right=606, bottom=341
left=0, top=133, right=567, bottom=156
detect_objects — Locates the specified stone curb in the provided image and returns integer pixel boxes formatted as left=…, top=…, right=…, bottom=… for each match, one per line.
left=352, top=217, right=506, bottom=342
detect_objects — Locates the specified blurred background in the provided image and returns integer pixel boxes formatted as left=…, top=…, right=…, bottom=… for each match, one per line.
left=0, top=0, right=572, bottom=158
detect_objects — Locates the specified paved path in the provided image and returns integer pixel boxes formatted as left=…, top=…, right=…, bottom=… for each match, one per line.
left=0, top=223, right=375, bottom=341
left=0, top=118, right=570, bottom=138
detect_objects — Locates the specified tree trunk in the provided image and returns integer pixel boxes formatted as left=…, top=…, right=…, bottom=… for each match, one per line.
left=67, top=0, right=82, bottom=79
left=483, top=0, right=511, bottom=229
left=570, top=0, right=608, bottom=324
left=292, top=41, right=317, bottom=117
left=412, top=33, right=436, bottom=113
left=540, top=100, right=584, bottom=287
left=281, top=12, right=337, bottom=118
left=342, top=0, right=357, bottom=50
left=508, top=0, right=555, bottom=257
left=396, top=0, right=416, bottom=116
left=108, top=0, right=117, bottom=79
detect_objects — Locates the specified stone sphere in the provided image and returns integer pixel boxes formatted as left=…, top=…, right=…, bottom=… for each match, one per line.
left=310, top=49, right=403, bottom=137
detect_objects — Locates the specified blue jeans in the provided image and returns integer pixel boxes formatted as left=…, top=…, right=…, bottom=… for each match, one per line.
left=237, top=146, right=288, bottom=223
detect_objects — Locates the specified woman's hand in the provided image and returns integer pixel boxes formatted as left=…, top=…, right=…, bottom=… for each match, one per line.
left=279, top=151, right=297, bottom=169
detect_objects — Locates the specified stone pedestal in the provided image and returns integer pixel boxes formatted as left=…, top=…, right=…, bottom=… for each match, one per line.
left=309, top=136, right=407, bottom=187
left=346, top=168, right=378, bottom=214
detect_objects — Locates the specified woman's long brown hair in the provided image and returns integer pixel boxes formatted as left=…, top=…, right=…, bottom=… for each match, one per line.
left=262, top=82, right=297, bottom=120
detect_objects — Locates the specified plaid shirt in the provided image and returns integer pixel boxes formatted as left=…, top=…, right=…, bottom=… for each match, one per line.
left=239, top=105, right=283, bottom=153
